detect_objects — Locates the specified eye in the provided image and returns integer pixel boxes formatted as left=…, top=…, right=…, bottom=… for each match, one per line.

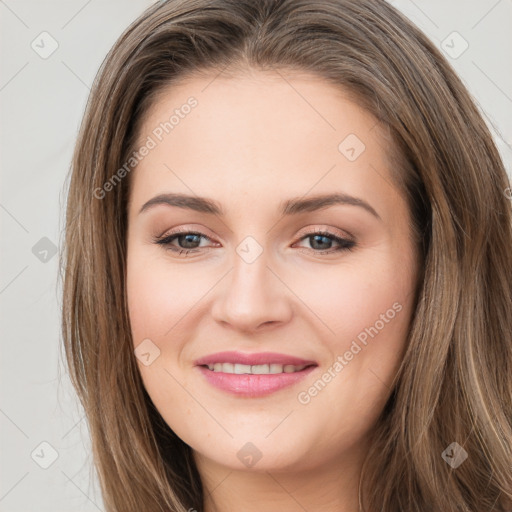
left=153, top=228, right=356, bottom=256
left=153, top=230, right=216, bottom=256
left=293, top=229, right=356, bottom=255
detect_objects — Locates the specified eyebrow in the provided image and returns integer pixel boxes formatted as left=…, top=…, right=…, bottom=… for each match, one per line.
left=139, top=192, right=381, bottom=220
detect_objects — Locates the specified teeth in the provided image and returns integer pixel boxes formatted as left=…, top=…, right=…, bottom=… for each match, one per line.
left=234, top=364, right=251, bottom=374
left=205, top=363, right=308, bottom=374
left=270, top=363, right=282, bottom=374
left=252, top=364, right=270, bottom=374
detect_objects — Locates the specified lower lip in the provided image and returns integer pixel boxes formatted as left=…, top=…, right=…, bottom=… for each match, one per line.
left=196, top=365, right=317, bottom=397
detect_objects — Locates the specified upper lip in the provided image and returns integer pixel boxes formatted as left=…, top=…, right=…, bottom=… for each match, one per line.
left=194, top=351, right=318, bottom=367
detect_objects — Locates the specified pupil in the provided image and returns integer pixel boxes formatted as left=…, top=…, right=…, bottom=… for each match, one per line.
left=311, top=235, right=331, bottom=250
left=180, top=234, right=200, bottom=249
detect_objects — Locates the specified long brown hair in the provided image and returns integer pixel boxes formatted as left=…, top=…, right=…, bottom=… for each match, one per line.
left=60, top=0, right=512, bottom=510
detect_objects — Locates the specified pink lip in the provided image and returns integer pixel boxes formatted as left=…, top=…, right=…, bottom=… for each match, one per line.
left=194, top=351, right=317, bottom=367
left=194, top=351, right=318, bottom=398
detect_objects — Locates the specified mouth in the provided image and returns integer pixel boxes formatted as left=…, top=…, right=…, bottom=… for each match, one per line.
left=200, top=362, right=315, bottom=374
left=194, top=351, right=318, bottom=397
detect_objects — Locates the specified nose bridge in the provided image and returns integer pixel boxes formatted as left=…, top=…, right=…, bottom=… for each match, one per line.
left=211, top=234, right=292, bottom=331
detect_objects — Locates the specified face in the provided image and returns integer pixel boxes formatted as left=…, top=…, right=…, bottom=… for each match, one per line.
left=126, top=69, right=420, bottom=476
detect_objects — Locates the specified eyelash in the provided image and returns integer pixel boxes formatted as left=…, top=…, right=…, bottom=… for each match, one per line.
left=153, top=228, right=356, bottom=256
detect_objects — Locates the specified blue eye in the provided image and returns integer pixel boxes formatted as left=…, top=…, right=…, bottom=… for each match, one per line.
left=297, top=231, right=356, bottom=254
left=153, top=229, right=356, bottom=256
left=154, top=232, right=214, bottom=256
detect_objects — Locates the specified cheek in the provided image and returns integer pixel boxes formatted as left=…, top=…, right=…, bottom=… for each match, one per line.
left=295, top=254, right=414, bottom=404
left=126, top=251, right=200, bottom=428
left=290, top=255, right=410, bottom=346
left=126, top=250, right=198, bottom=344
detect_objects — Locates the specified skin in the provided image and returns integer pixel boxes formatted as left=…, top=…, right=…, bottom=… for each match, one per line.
left=126, top=68, right=420, bottom=512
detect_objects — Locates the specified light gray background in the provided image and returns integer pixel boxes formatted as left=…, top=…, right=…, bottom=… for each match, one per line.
left=1, top=1, right=511, bottom=510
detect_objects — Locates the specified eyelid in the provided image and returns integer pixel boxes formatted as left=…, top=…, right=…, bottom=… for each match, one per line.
left=295, top=225, right=355, bottom=242
left=156, top=224, right=214, bottom=238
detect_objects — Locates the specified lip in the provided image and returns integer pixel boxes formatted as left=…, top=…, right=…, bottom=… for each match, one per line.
left=194, top=351, right=318, bottom=398
left=194, top=351, right=317, bottom=367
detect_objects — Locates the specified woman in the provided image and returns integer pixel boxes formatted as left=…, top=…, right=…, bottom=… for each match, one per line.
left=60, top=0, right=512, bottom=510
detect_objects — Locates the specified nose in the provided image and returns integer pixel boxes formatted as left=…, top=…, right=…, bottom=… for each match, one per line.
left=210, top=244, right=293, bottom=333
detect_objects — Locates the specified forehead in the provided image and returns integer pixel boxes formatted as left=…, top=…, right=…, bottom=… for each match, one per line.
left=129, top=70, right=398, bottom=217
left=137, top=69, right=382, bottom=148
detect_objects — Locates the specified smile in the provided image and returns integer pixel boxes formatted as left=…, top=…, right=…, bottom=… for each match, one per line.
left=203, top=363, right=310, bottom=374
